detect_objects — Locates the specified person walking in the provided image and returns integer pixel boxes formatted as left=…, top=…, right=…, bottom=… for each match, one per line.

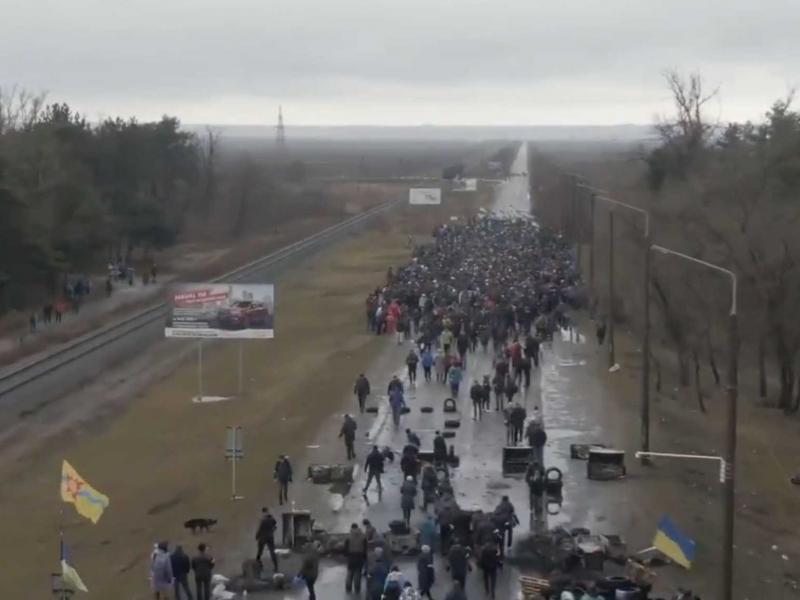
left=151, top=542, right=174, bottom=600
left=339, top=414, right=358, bottom=460
left=388, top=375, right=404, bottom=395
left=406, top=428, right=422, bottom=448
left=493, top=496, right=519, bottom=549
left=406, top=349, right=420, bottom=385
left=420, top=465, right=438, bottom=511
left=446, top=540, right=471, bottom=589
left=191, top=543, right=214, bottom=600
left=401, top=475, right=418, bottom=526
left=478, top=540, right=501, bottom=599
left=520, top=354, right=532, bottom=389
left=363, top=445, right=385, bottom=495
left=492, top=372, right=505, bottom=411
left=274, top=455, right=293, bottom=505
left=298, top=547, right=319, bottom=600
left=417, top=545, right=436, bottom=599
left=434, top=350, right=446, bottom=383
left=440, top=328, right=454, bottom=356
left=354, top=374, right=371, bottom=413
left=525, top=461, right=546, bottom=509
left=255, top=507, right=279, bottom=573
left=448, top=363, right=463, bottom=398
left=525, top=419, right=547, bottom=465
left=433, top=431, right=448, bottom=470
left=509, top=403, right=526, bottom=445
left=524, top=333, right=540, bottom=368
left=367, top=547, right=390, bottom=600
left=170, top=545, right=192, bottom=600
left=401, top=449, right=420, bottom=483
left=481, top=376, right=492, bottom=411
left=389, top=387, right=406, bottom=428
left=421, top=348, right=434, bottom=382
left=419, top=513, right=437, bottom=549
left=344, top=523, right=368, bottom=594
left=470, top=379, right=484, bottom=420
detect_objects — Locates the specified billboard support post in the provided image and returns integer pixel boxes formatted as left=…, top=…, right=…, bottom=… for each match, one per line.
left=237, top=342, right=244, bottom=396
left=197, top=341, right=204, bottom=402
left=225, top=426, right=244, bottom=500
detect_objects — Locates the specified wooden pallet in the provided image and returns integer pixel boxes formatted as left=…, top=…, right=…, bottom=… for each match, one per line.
left=519, top=575, right=549, bottom=599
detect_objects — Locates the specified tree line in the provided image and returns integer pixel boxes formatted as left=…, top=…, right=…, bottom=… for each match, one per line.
left=533, top=73, right=800, bottom=413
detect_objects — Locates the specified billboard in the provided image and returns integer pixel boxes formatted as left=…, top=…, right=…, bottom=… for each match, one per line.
left=165, top=283, right=274, bottom=339
left=409, top=188, right=441, bottom=205
left=452, top=178, right=477, bottom=192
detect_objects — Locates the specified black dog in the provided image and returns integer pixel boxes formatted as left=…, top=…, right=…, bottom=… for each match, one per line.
left=184, top=518, right=217, bottom=534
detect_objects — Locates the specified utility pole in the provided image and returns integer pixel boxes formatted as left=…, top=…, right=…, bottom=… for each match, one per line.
left=723, top=308, right=739, bottom=600
left=573, top=176, right=582, bottom=275
left=641, top=237, right=652, bottom=462
left=589, top=192, right=596, bottom=304
left=276, top=106, right=287, bottom=152
left=649, top=245, right=738, bottom=600
left=607, top=211, right=616, bottom=368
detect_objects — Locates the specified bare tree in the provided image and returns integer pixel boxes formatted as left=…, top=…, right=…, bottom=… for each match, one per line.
left=0, top=86, right=47, bottom=133
left=198, top=127, right=221, bottom=219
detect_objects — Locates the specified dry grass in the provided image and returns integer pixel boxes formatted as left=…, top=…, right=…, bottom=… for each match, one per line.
left=0, top=193, right=489, bottom=598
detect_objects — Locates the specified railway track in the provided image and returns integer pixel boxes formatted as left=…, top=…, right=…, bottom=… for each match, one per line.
left=0, top=201, right=396, bottom=408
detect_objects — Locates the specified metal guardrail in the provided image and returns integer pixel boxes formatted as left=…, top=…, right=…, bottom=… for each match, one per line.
left=0, top=201, right=395, bottom=400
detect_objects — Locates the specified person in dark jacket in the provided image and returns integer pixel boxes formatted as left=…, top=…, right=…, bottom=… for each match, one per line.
left=367, top=547, right=390, bottom=600
left=170, top=545, right=192, bottom=600
left=191, top=543, right=214, bottom=600
left=298, top=548, right=319, bottom=600
left=525, top=420, right=547, bottom=464
left=508, top=403, right=526, bottom=445
left=388, top=375, right=404, bottom=395
left=339, top=414, right=358, bottom=460
left=417, top=545, right=435, bottom=599
left=470, top=379, right=484, bottom=420
left=481, top=375, right=492, bottom=410
left=525, top=461, right=546, bottom=508
left=446, top=541, right=471, bottom=588
left=255, top=507, right=278, bottom=572
left=344, top=523, right=368, bottom=593
left=406, top=428, right=422, bottom=448
left=406, top=349, right=420, bottom=385
left=433, top=431, right=448, bottom=468
left=400, top=475, right=418, bottom=526
left=492, top=372, right=505, bottom=411
left=274, top=455, right=293, bottom=505
left=354, top=374, right=371, bottom=413
left=420, top=465, right=438, bottom=511
left=363, top=445, right=385, bottom=495
left=524, top=334, right=540, bottom=368
left=479, top=540, right=501, bottom=599
left=401, top=447, right=420, bottom=479
left=493, top=496, right=519, bottom=548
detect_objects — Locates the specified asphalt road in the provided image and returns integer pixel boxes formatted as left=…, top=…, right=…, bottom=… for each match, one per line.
left=233, top=144, right=715, bottom=599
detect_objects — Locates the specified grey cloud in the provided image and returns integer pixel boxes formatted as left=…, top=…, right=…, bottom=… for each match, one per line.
left=2, top=0, right=798, bottom=124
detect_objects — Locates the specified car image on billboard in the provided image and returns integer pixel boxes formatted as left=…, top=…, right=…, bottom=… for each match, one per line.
left=165, top=283, right=274, bottom=339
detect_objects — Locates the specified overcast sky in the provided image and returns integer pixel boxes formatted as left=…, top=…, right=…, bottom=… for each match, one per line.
left=2, top=0, right=798, bottom=126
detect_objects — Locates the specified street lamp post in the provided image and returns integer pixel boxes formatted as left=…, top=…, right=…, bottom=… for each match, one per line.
left=650, top=244, right=738, bottom=600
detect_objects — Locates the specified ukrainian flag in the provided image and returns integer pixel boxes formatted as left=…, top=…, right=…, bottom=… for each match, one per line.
left=60, top=460, right=110, bottom=524
left=653, top=515, right=696, bottom=569
left=61, top=542, right=89, bottom=592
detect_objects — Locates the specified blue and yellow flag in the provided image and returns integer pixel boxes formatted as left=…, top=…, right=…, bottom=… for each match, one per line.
left=60, top=460, right=110, bottom=524
left=653, top=515, right=696, bottom=569
left=61, top=542, right=89, bottom=592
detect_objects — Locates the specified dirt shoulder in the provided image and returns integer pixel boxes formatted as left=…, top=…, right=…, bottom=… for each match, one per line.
left=0, top=192, right=489, bottom=598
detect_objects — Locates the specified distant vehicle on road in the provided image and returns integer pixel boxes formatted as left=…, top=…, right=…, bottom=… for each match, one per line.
left=218, top=300, right=272, bottom=330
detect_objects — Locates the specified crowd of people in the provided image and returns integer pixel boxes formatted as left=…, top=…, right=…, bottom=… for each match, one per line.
left=323, top=217, right=582, bottom=599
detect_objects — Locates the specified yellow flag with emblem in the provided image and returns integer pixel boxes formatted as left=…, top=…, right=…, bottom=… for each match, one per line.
left=60, top=460, right=110, bottom=524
